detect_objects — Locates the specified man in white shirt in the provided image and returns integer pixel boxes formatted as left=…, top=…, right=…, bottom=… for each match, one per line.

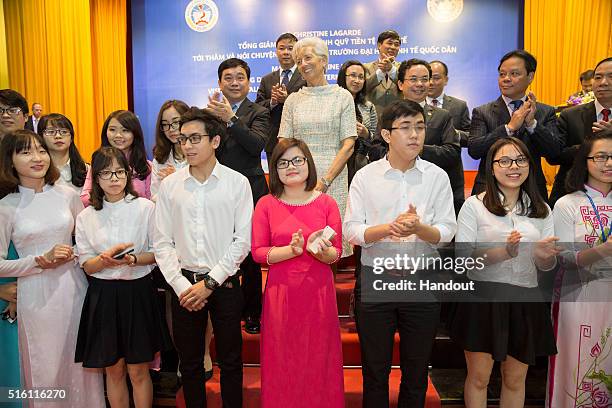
left=154, top=107, right=253, bottom=408
left=25, top=102, right=42, bottom=134
left=344, top=100, right=457, bottom=407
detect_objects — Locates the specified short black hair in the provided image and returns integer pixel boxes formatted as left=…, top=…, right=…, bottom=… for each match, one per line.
left=180, top=107, right=226, bottom=149
left=377, top=30, right=401, bottom=45
left=276, top=32, right=298, bottom=47
left=380, top=100, right=425, bottom=130
left=430, top=60, right=448, bottom=76
left=0, top=89, right=29, bottom=114
left=580, top=69, right=594, bottom=82
left=398, top=58, right=432, bottom=83
left=566, top=133, right=612, bottom=194
left=218, top=58, right=251, bottom=81
left=498, top=50, right=537, bottom=74
left=594, top=57, right=612, bottom=73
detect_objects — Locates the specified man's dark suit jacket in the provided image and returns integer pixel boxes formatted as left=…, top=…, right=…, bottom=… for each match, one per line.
left=548, top=101, right=596, bottom=207
left=468, top=96, right=560, bottom=201
left=217, top=98, right=270, bottom=205
left=441, top=94, right=471, bottom=147
left=255, top=70, right=306, bottom=156
left=24, top=116, right=37, bottom=133
left=370, top=104, right=464, bottom=214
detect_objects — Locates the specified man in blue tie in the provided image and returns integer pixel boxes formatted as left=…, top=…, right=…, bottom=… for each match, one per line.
left=468, top=50, right=559, bottom=199
left=206, top=58, right=270, bottom=335
left=256, top=33, right=306, bottom=161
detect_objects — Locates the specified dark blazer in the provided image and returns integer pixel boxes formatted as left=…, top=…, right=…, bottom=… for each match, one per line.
left=255, top=69, right=306, bottom=156
left=370, top=104, right=464, bottom=214
left=548, top=101, right=596, bottom=207
left=217, top=98, right=270, bottom=205
left=468, top=96, right=560, bottom=201
left=421, top=104, right=464, bottom=214
left=441, top=94, right=471, bottom=147
left=24, top=116, right=38, bottom=133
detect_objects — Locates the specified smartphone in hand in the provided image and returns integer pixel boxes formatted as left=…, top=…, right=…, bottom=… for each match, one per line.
left=113, top=247, right=134, bottom=260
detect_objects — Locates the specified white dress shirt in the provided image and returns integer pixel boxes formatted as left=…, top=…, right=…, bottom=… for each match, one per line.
left=344, top=157, right=457, bottom=267
left=456, top=194, right=554, bottom=287
left=426, top=93, right=445, bottom=107
left=594, top=98, right=611, bottom=122
left=153, top=162, right=253, bottom=296
left=75, top=195, right=154, bottom=280
left=278, top=65, right=297, bottom=85
left=151, top=150, right=188, bottom=202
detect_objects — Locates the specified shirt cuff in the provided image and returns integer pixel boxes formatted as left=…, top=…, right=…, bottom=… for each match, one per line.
left=526, top=119, right=537, bottom=133
left=270, top=100, right=278, bottom=109
left=375, top=68, right=385, bottom=83
left=388, top=65, right=398, bottom=80
left=170, top=275, right=192, bottom=298
left=208, top=264, right=229, bottom=286
left=435, top=224, right=453, bottom=244
left=505, top=125, right=513, bottom=136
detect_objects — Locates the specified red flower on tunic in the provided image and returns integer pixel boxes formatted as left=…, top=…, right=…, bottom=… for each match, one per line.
left=591, top=342, right=603, bottom=358
left=592, top=387, right=610, bottom=408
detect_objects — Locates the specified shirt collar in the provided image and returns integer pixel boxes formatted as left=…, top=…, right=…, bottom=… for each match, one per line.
left=426, top=93, right=445, bottom=105
left=381, top=155, right=426, bottom=175
left=501, top=94, right=527, bottom=107
left=594, top=98, right=610, bottom=117
left=183, top=160, right=221, bottom=184
left=585, top=183, right=611, bottom=198
left=231, top=98, right=246, bottom=112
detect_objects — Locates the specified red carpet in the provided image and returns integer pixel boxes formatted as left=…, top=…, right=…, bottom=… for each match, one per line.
left=177, top=270, right=441, bottom=407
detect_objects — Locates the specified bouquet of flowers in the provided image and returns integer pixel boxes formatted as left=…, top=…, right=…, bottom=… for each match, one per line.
left=567, top=90, right=595, bottom=106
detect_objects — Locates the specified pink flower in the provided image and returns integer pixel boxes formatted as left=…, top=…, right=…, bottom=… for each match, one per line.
left=592, top=387, right=610, bottom=408
left=581, top=381, right=593, bottom=392
left=591, top=342, right=602, bottom=358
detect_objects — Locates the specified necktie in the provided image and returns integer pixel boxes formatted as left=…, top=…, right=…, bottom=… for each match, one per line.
left=232, top=104, right=238, bottom=113
left=603, top=108, right=611, bottom=122
left=281, top=70, right=291, bottom=87
left=509, top=100, right=524, bottom=112
left=431, top=99, right=439, bottom=107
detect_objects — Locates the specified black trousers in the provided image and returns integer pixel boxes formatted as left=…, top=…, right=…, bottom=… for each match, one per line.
left=240, top=253, right=262, bottom=320
left=171, top=277, right=244, bottom=408
left=354, top=280, right=440, bottom=408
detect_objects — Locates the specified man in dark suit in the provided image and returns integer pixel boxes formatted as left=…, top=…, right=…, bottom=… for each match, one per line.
left=397, top=59, right=464, bottom=215
left=427, top=60, right=471, bottom=147
left=549, top=57, right=612, bottom=206
left=364, top=30, right=402, bottom=119
left=256, top=33, right=306, bottom=161
left=24, top=102, right=42, bottom=134
left=207, top=58, right=270, bottom=334
left=468, top=50, right=559, bottom=200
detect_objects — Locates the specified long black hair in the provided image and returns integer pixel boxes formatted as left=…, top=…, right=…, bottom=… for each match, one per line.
left=153, top=100, right=189, bottom=164
left=38, top=113, right=88, bottom=187
left=483, top=137, right=549, bottom=218
left=100, top=110, right=150, bottom=180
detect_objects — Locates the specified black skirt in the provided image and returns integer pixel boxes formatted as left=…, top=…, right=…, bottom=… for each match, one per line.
left=75, top=274, right=171, bottom=368
left=449, top=284, right=557, bottom=365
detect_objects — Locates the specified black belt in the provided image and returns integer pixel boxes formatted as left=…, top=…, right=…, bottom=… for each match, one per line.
left=181, top=269, right=238, bottom=288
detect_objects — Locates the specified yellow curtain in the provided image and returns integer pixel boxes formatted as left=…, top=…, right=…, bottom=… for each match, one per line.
left=524, top=0, right=612, bottom=189
left=3, top=0, right=127, bottom=161
left=0, top=0, right=9, bottom=88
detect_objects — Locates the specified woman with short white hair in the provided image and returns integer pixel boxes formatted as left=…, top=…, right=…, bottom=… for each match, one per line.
left=279, top=36, right=357, bottom=257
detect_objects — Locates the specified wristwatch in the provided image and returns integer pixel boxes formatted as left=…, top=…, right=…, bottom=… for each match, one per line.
left=202, top=274, right=220, bottom=290
left=320, top=177, right=332, bottom=188
left=227, top=115, right=239, bottom=127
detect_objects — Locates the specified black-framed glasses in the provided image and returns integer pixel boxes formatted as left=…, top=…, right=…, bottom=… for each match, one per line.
left=176, top=134, right=209, bottom=145
left=347, top=73, right=365, bottom=81
left=588, top=154, right=612, bottom=164
left=43, top=128, right=71, bottom=137
left=390, top=125, right=426, bottom=133
left=98, top=169, right=128, bottom=180
left=160, top=121, right=181, bottom=131
left=277, top=156, right=307, bottom=169
left=0, top=106, right=22, bottom=116
left=493, top=156, right=529, bottom=168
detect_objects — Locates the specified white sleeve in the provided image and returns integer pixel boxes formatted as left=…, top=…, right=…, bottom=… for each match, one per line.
left=430, top=172, right=457, bottom=243
left=343, top=170, right=372, bottom=248
left=0, top=200, right=40, bottom=277
left=75, top=210, right=97, bottom=266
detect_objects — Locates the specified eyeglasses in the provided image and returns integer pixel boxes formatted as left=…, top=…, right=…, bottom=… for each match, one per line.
left=277, top=156, right=307, bottom=169
left=43, top=128, right=71, bottom=137
left=493, top=157, right=529, bottom=168
left=588, top=154, right=612, bottom=164
left=0, top=106, right=22, bottom=116
left=405, top=76, right=430, bottom=84
left=160, top=121, right=181, bottom=132
left=347, top=73, right=365, bottom=81
left=98, top=169, right=128, bottom=180
left=176, top=134, right=209, bottom=145
left=498, top=71, right=523, bottom=79
left=390, top=125, right=426, bottom=133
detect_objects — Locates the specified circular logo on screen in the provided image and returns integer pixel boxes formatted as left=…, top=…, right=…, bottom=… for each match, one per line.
left=427, top=0, right=463, bottom=22
left=185, top=0, right=219, bottom=32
